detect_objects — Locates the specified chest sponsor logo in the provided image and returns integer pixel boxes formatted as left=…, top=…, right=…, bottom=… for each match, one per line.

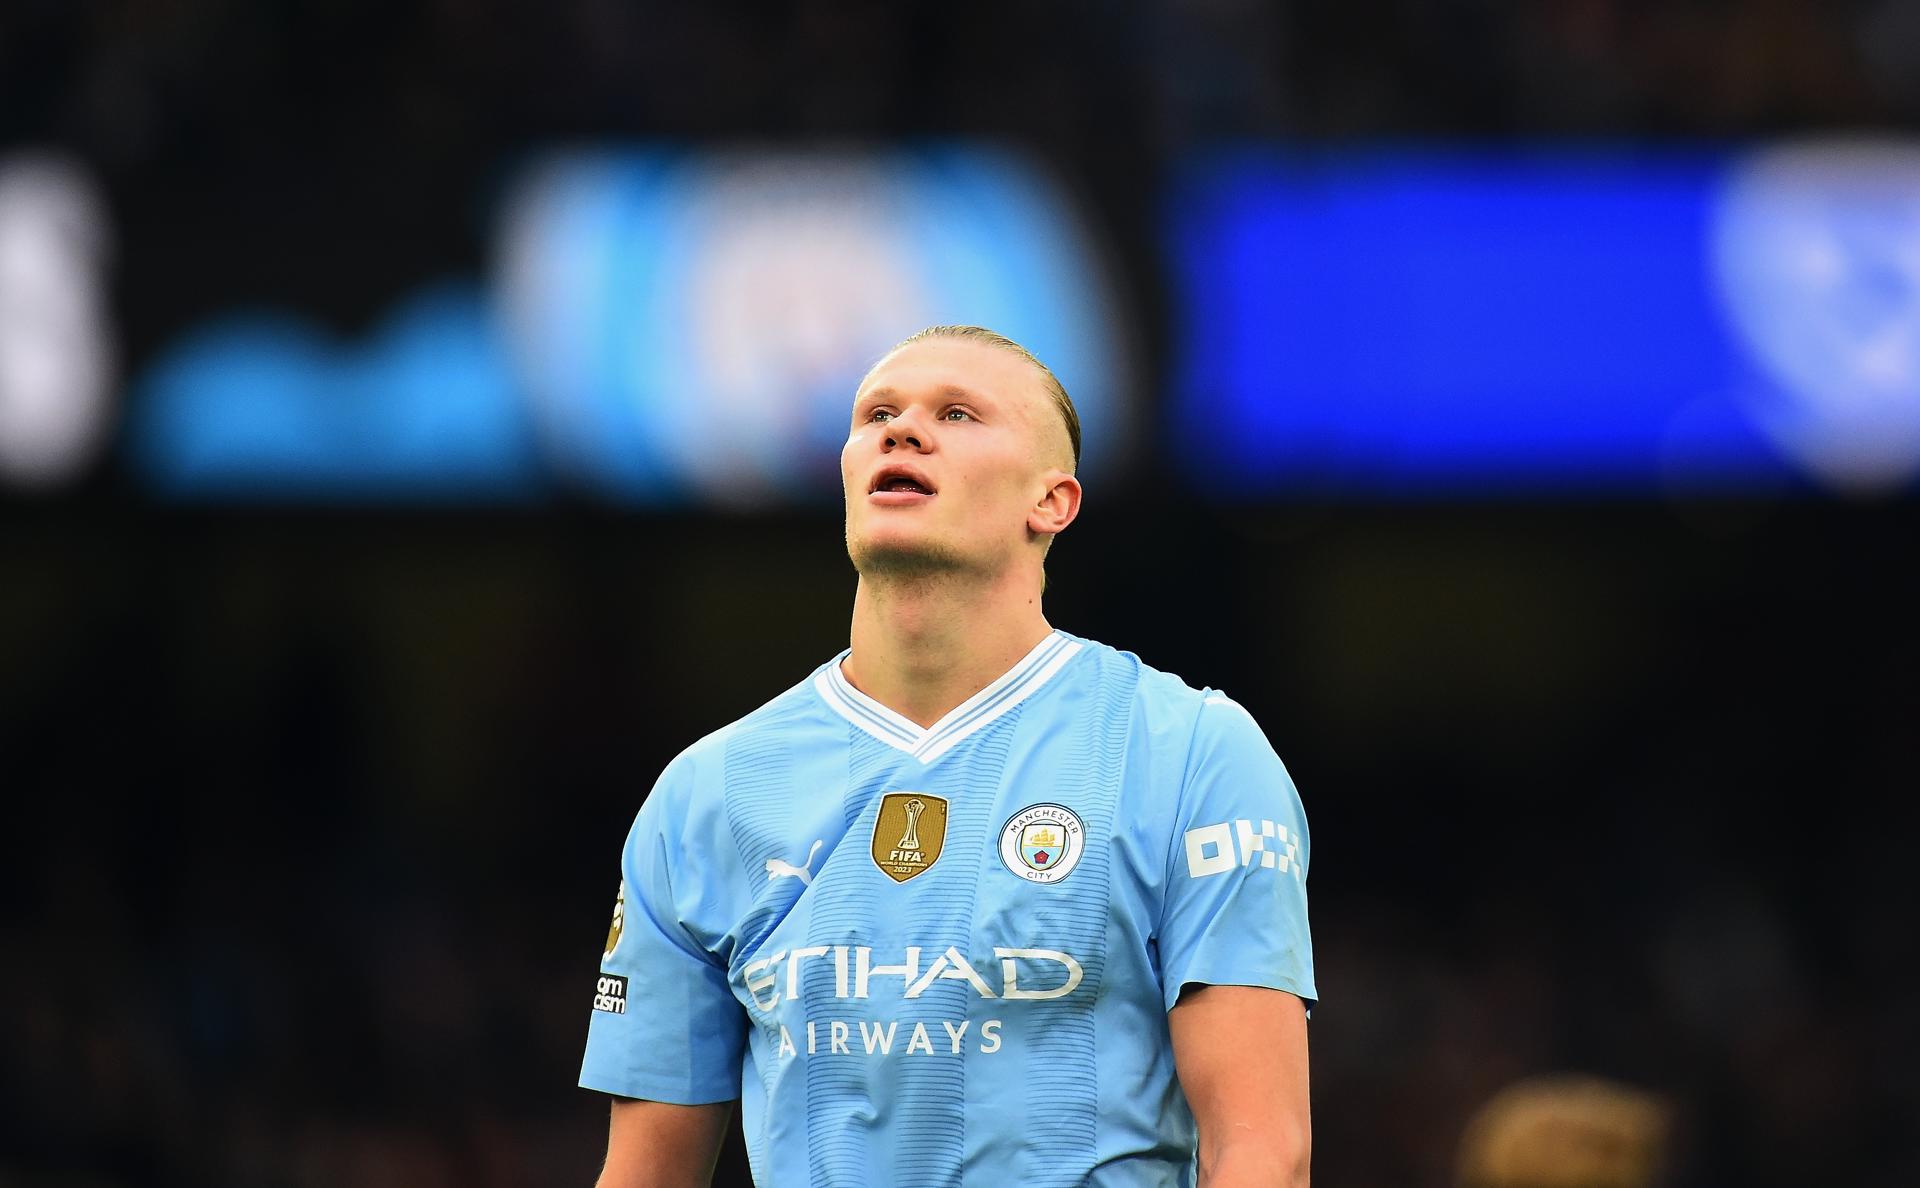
left=999, top=803, right=1086, bottom=883
left=871, top=792, right=948, bottom=883
left=739, top=943, right=1084, bottom=1063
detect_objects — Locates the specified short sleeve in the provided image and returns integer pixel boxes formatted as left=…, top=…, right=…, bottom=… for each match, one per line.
left=1158, top=695, right=1317, bottom=1013
left=579, top=764, right=746, bottom=1103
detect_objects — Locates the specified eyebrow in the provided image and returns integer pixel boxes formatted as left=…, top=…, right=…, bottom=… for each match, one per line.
left=857, top=385, right=992, bottom=406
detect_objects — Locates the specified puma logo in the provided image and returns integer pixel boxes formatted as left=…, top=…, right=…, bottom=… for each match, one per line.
left=765, top=840, right=825, bottom=886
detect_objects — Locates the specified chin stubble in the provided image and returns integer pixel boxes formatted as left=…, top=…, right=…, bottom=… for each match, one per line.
left=846, top=534, right=980, bottom=583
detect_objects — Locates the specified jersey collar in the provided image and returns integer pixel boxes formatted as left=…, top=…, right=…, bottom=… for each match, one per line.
left=816, top=630, right=1083, bottom=764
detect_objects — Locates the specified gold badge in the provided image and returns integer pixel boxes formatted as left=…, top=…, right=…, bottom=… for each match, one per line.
left=871, top=792, right=948, bottom=883
left=602, top=881, right=626, bottom=962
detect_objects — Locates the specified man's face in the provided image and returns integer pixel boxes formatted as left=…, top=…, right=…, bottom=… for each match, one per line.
left=842, top=337, right=1072, bottom=578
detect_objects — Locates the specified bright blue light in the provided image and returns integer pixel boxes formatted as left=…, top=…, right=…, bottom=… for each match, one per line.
left=1169, top=146, right=1920, bottom=496
left=130, top=285, right=543, bottom=501
left=497, top=145, right=1131, bottom=506
left=130, top=146, right=1131, bottom=506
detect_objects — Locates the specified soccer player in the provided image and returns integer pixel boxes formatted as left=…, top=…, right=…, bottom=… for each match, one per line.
left=581, top=325, right=1316, bottom=1187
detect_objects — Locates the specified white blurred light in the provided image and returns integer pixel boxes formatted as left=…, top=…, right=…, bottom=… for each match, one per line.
left=1712, top=140, right=1920, bottom=492
left=497, top=147, right=1132, bottom=507
left=0, top=152, right=116, bottom=489
left=674, top=157, right=938, bottom=505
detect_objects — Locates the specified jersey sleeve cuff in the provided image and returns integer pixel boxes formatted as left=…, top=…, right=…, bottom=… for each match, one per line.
left=578, top=1068, right=740, bottom=1106
left=1165, top=969, right=1319, bottom=1015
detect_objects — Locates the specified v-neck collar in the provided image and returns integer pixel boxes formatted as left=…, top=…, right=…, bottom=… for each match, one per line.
left=814, top=630, right=1083, bottom=764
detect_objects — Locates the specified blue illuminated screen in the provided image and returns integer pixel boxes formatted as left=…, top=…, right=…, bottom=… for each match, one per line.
left=1169, top=144, right=1920, bottom=495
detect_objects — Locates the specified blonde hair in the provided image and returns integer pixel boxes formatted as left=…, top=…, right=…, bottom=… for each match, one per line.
left=1456, top=1075, right=1671, bottom=1188
left=886, top=325, right=1082, bottom=471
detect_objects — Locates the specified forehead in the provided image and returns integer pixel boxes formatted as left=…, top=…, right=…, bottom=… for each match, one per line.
left=855, top=338, right=1051, bottom=419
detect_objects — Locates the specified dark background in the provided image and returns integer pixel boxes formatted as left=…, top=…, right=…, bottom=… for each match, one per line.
left=4, top=1, right=1919, bottom=1185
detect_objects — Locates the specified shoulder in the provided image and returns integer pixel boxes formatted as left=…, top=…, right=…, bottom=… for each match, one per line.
left=1060, top=632, right=1267, bottom=749
left=1057, top=633, right=1192, bottom=704
left=650, top=660, right=840, bottom=803
left=1058, top=635, right=1291, bottom=802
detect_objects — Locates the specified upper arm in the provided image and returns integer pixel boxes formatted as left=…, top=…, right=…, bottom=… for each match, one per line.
left=581, top=760, right=748, bottom=1104
left=1168, top=985, right=1311, bottom=1186
left=597, top=1097, right=733, bottom=1188
left=1158, top=695, right=1316, bottom=1012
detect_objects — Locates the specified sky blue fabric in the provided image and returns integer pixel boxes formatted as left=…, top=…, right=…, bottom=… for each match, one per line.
left=581, top=631, right=1315, bottom=1186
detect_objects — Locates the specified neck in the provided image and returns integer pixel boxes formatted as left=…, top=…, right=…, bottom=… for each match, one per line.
left=843, top=565, right=1053, bottom=728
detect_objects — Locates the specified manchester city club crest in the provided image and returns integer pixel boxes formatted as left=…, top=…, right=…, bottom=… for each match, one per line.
left=999, top=803, right=1086, bottom=883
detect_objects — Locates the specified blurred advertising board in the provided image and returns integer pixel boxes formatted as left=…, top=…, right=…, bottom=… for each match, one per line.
left=131, top=147, right=1132, bottom=505
left=0, top=154, right=116, bottom=490
left=133, top=286, right=543, bottom=502
left=1168, top=140, right=1920, bottom=496
left=498, top=148, right=1132, bottom=505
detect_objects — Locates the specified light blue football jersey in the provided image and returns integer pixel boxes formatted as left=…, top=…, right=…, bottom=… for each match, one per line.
left=581, top=630, right=1315, bottom=1187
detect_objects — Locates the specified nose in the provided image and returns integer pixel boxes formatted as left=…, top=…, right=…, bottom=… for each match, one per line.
left=882, top=408, right=932, bottom=453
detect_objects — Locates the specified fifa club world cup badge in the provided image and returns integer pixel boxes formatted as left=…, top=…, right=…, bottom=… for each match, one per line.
left=871, top=792, right=949, bottom=883
left=1000, top=803, right=1086, bottom=884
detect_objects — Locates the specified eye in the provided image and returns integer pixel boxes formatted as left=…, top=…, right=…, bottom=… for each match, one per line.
left=867, top=408, right=896, bottom=423
left=941, top=407, right=974, bottom=422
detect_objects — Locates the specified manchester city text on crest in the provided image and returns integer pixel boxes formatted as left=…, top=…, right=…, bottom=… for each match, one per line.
left=999, top=803, right=1086, bottom=884
left=871, top=792, right=949, bottom=883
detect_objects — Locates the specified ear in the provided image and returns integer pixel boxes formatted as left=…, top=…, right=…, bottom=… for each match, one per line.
left=1027, top=471, right=1082, bottom=540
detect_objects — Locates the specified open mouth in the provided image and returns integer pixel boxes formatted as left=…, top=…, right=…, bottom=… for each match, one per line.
left=869, top=466, right=936, bottom=496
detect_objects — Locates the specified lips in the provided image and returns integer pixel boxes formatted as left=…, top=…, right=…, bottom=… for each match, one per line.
left=868, top=464, right=936, bottom=496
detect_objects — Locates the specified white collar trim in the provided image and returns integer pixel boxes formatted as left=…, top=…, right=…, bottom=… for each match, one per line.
left=815, top=630, right=1083, bottom=763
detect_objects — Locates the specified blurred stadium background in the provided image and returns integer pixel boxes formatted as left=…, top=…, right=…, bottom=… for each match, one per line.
left=3, top=1, right=1918, bottom=1185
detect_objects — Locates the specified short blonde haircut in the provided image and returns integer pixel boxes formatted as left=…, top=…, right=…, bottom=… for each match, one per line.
left=886, top=325, right=1082, bottom=472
